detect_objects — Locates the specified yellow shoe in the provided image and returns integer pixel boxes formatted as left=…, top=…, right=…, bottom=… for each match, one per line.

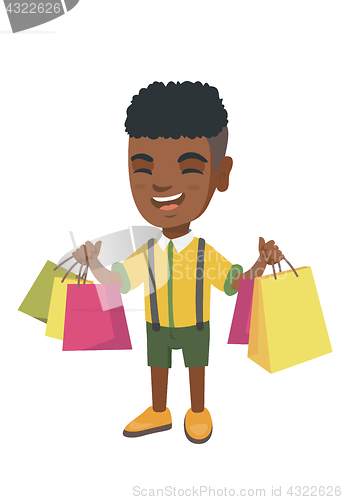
left=184, top=408, right=212, bottom=444
left=123, top=406, right=172, bottom=438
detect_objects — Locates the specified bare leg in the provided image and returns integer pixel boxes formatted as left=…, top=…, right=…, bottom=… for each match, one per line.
left=151, top=367, right=169, bottom=412
left=189, top=366, right=205, bottom=413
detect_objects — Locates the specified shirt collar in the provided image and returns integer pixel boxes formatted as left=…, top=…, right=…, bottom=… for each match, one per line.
left=157, top=230, right=195, bottom=253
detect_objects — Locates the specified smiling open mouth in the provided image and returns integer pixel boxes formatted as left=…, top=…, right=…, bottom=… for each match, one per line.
left=151, top=192, right=185, bottom=211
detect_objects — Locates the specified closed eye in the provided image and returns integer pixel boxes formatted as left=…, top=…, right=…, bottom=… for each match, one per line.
left=134, top=168, right=152, bottom=175
left=182, top=168, right=204, bottom=175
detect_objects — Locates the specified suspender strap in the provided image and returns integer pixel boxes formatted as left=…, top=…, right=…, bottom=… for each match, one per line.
left=147, top=238, right=160, bottom=331
left=196, top=238, right=205, bottom=331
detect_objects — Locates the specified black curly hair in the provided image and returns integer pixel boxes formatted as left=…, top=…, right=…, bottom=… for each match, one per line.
left=125, top=81, right=228, bottom=140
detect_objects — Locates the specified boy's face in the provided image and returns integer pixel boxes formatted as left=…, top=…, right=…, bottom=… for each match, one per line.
left=128, top=136, right=232, bottom=229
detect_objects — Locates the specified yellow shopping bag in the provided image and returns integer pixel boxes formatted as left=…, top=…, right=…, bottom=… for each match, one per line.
left=248, top=266, right=332, bottom=373
left=45, top=276, right=93, bottom=340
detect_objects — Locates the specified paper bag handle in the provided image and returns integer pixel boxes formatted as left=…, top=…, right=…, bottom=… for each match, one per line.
left=54, top=244, right=90, bottom=285
left=54, top=243, right=110, bottom=287
left=251, top=255, right=299, bottom=281
left=271, top=257, right=299, bottom=280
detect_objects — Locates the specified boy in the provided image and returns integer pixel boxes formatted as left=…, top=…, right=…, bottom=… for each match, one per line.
left=72, top=81, right=283, bottom=444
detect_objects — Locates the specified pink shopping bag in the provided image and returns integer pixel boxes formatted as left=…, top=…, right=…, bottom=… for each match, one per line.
left=228, top=279, right=255, bottom=344
left=63, top=284, right=132, bottom=351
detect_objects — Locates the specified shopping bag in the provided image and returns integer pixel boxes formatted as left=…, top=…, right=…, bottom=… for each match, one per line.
left=63, top=284, right=132, bottom=351
left=248, top=266, right=332, bottom=373
left=45, top=276, right=93, bottom=340
left=228, top=279, right=254, bottom=344
left=18, top=260, right=78, bottom=323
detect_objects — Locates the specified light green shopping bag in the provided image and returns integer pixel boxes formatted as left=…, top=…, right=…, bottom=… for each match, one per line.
left=18, top=260, right=78, bottom=323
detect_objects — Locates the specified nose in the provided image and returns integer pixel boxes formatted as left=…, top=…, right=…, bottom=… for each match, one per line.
left=152, top=184, right=173, bottom=193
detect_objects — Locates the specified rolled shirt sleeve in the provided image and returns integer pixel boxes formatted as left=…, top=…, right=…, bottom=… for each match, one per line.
left=223, top=264, right=243, bottom=296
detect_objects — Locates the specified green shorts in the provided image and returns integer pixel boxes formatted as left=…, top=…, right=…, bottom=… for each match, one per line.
left=146, top=322, right=210, bottom=368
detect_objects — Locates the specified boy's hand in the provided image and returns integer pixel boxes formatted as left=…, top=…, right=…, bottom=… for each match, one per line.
left=72, top=241, right=102, bottom=264
left=259, top=237, right=284, bottom=265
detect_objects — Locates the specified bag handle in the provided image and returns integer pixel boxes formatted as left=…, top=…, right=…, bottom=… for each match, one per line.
left=77, top=263, right=84, bottom=287
left=54, top=244, right=89, bottom=285
left=77, top=244, right=88, bottom=286
left=271, top=257, right=299, bottom=280
left=81, top=260, right=89, bottom=284
left=250, top=255, right=299, bottom=281
left=54, top=245, right=109, bottom=287
left=53, top=255, right=73, bottom=271
left=78, top=244, right=89, bottom=285
left=60, top=261, right=78, bottom=283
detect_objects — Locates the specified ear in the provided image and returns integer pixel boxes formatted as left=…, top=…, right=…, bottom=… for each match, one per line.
left=217, top=156, right=233, bottom=192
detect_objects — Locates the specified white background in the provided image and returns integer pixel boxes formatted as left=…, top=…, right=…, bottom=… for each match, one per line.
left=1, top=1, right=342, bottom=499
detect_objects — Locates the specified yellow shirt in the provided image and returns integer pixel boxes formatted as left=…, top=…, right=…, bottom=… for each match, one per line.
left=112, top=235, right=242, bottom=328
